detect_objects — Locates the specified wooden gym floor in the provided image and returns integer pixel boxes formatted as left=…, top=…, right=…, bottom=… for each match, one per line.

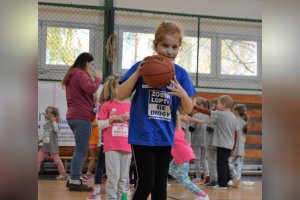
left=38, top=176, right=262, bottom=200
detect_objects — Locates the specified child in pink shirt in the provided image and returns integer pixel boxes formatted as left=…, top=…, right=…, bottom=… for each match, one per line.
left=87, top=75, right=131, bottom=200
left=169, top=113, right=209, bottom=200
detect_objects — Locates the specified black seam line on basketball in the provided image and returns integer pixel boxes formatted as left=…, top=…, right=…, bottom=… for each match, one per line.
left=143, top=71, right=171, bottom=76
left=142, top=61, right=173, bottom=68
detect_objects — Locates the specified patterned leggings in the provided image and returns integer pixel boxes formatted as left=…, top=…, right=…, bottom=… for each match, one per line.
left=169, top=159, right=203, bottom=196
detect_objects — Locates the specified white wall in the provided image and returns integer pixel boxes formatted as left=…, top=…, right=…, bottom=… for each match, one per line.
left=39, top=0, right=262, bottom=19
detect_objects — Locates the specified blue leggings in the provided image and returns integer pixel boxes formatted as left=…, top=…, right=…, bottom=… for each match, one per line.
left=169, top=160, right=203, bottom=196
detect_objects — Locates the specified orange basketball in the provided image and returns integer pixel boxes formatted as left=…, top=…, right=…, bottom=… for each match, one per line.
left=141, top=55, right=174, bottom=88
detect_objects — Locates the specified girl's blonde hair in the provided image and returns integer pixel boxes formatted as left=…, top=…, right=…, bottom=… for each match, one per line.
left=218, top=95, right=233, bottom=109
left=99, top=74, right=120, bottom=104
left=153, top=21, right=183, bottom=50
left=47, top=106, right=60, bottom=122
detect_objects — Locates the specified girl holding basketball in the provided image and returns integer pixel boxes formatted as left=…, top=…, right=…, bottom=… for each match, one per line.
left=118, top=21, right=196, bottom=200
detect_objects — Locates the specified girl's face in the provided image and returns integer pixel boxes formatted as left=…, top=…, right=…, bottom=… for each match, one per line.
left=155, top=34, right=180, bottom=62
left=45, top=107, right=52, bottom=120
left=233, top=110, right=239, bottom=117
left=216, top=102, right=226, bottom=111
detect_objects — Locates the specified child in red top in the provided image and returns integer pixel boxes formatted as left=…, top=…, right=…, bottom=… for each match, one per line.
left=169, top=113, right=209, bottom=200
left=88, top=75, right=131, bottom=200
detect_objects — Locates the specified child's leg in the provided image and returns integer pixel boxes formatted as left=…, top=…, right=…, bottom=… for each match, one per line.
left=171, top=161, right=206, bottom=196
left=50, top=153, right=66, bottom=176
left=131, top=145, right=156, bottom=200
left=216, top=147, right=232, bottom=187
left=228, top=155, right=236, bottom=179
left=200, top=146, right=209, bottom=176
left=192, top=145, right=202, bottom=179
left=94, top=145, right=105, bottom=185
left=81, top=151, right=89, bottom=174
left=117, top=152, right=132, bottom=198
left=105, top=151, right=121, bottom=200
left=151, top=146, right=171, bottom=200
left=207, top=147, right=218, bottom=182
left=38, top=150, right=46, bottom=172
left=236, top=156, right=244, bottom=179
left=87, top=147, right=98, bottom=174
left=168, top=159, right=177, bottom=178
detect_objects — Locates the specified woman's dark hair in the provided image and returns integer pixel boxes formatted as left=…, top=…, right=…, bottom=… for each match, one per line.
left=233, top=104, right=248, bottom=134
left=62, top=52, right=94, bottom=87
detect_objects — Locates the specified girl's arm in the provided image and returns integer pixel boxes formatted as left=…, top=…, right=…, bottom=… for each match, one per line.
left=167, top=77, right=193, bottom=114
left=79, top=71, right=102, bottom=95
left=50, top=114, right=60, bottom=133
left=52, top=121, right=59, bottom=133
left=185, top=115, right=208, bottom=124
left=98, top=115, right=125, bottom=130
left=193, top=105, right=211, bottom=116
left=117, top=66, right=142, bottom=100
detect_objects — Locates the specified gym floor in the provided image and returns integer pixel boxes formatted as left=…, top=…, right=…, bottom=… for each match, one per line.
left=38, top=175, right=262, bottom=200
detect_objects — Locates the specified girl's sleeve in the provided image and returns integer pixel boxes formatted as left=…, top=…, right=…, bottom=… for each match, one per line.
left=98, top=103, right=110, bottom=120
left=98, top=103, right=110, bottom=130
left=119, top=62, right=142, bottom=92
left=78, top=72, right=102, bottom=95
left=119, top=62, right=140, bottom=84
left=176, top=66, right=196, bottom=97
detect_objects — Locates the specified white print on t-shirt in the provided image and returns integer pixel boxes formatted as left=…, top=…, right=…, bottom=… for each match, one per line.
left=43, top=132, right=50, bottom=143
left=148, top=90, right=172, bottom=121
left=112, top=122, right=128, bottom=137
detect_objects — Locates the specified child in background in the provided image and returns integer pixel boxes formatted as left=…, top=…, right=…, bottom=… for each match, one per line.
left=83, top=99, right=100, bottom=182
left=38, top=106, right=67, bottom=180
left=87, top=107, right=105, bottom=200
left=194, top=95, right=238, bottom=189
left=204, top=98, right=219, bottom=187
left=118, top=21, right=195, bottom=200
left=228, top=104, right=248, bottom=188
left=190, top=97, right=210, bottom=185
left=90, top=75, right=132, bottom=200
left=169, top=113, right=209, bottom=200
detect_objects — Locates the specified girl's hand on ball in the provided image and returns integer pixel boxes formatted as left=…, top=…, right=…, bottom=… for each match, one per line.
left=167, top=76, right=188, bottom=98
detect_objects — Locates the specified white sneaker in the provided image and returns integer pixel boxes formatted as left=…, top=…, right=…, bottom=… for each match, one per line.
left=232, top=178, right=240, bottom=188
left=212, top=185, right=228, bottom=190
left=195, top=194, right=210, bottom=200
left=227, top=180, right=233, bottom=186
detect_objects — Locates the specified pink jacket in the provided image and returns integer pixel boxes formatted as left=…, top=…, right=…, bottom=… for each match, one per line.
left=171, top=126, right=196, bottom=165
left=66, top=68, right=101, bottom=121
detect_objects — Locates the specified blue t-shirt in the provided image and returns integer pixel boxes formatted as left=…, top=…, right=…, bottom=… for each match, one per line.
left=119, top=61, right=196, bottom=146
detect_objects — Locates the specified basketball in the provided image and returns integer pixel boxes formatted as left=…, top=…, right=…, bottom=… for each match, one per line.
left=141, top=55, right=174, bottom=88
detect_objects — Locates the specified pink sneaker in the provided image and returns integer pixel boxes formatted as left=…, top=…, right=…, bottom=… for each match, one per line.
left=83, top=174, right=94, bottom=182
left=86, top=191, right=101, bottom=200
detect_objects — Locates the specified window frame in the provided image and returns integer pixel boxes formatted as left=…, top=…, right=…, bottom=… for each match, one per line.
left=217, top=33, right=262, bottom=81
left=38, top=20, right=104, bottom=73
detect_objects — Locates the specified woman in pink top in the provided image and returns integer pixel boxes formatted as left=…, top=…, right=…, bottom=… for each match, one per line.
left=62, top=52, right=102, bottom=191
left=87, top=75, right=131, bottom=200
left=169, top=113, right=209, bottom=200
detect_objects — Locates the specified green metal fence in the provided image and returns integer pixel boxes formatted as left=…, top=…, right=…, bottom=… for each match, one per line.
left=38, top=3, right=262, bottom=91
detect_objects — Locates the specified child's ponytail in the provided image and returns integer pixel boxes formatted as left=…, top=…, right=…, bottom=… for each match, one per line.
left=233, top=104, right=248, bottom=134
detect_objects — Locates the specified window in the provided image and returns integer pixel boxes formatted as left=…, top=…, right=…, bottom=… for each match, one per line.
left=221, top=39, right=258, bottom=76
left=121, top=32, right=154, bottom=70
left=46, top=27, right=90, bottom=66
left=121, top=32, right=212, bottom=75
